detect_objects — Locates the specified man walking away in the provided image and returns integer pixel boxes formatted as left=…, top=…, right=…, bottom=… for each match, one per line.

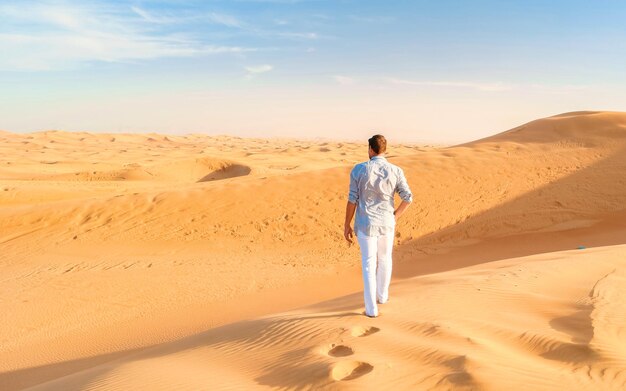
left=343, top=134, right=413, bottom=318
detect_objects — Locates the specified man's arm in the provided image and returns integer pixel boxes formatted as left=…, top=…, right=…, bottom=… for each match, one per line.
left=394, top=168, right=412, bottom=221
left=344, top=201, right=356, bottom=244
left=394, top=200, right=411, bottom=221
left=344, top=166, right=359, bottom=244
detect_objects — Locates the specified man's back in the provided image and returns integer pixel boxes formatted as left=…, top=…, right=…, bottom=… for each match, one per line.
left=343, top=134, right=412, bottom=318
left=348, top=155, right=412, bottom=237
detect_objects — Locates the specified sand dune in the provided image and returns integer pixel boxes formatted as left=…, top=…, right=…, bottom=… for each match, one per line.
left=25, top=158, right=252, bottom=183
left=2, top=111, right=626, bottom=390
left=469, top=111, right=626, bottom=146
left=22, top=245, right=626, bottom=390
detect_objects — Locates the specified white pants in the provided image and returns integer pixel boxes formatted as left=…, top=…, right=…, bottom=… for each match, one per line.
left=356, top=230, right=394, bottom=317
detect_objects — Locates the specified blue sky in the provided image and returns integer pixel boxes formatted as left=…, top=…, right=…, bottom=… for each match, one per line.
left=1, top=0, right=625, bottom=142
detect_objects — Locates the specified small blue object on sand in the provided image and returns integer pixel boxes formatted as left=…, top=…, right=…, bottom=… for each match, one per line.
left=577, top=245, right=586, bottom=250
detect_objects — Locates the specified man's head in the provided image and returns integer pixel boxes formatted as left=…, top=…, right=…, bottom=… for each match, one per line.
left=368, top=134, right=387, bottom=158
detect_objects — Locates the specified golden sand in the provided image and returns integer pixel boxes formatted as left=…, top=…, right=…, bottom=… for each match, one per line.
left=2, top=111, right=626, bottom=390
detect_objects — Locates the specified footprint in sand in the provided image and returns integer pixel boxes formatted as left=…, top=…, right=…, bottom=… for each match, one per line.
left=331, top=361, right=374, bottom=381
left=351, top=326, right=380, bottom=337
left=324, top=326, right=379, bottom=381
left=327, top=344, right=354, bottom=357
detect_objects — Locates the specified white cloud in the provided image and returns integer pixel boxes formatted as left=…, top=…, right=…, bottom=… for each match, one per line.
left=0, top=32, right=250, bottom=70
left=526, top=83, right=590, bottom=94
left=206, top=12, right=244, bottom=28
left=238, top=30, right=320, bottom=41
left=132, top=6, right=243, bottom=28
left=386, top=77, right=513, bottom=92
left=272, top=31, right=318, bottom=40
left=334, top=75, right=355, bottom=85
left=245, top=64, right=273, bottom=74
left=0, top=2, right=254, bottom=71
left=131, top=6, right=176, bottom=24
left=246, top=64, right=273, bottom=74
left=130, top=5, right=317, bottom=39
left=385, top=77, right=591, bottom=94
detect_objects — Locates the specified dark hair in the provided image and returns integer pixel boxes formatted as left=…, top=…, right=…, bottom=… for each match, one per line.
left=368, top=134, right=387, bottom=154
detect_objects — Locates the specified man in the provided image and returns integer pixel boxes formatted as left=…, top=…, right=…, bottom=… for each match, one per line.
left=344, top=134, right=412, bottom=318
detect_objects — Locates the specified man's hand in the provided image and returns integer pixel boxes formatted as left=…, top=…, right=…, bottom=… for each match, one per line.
left=393, top=200, right=411, bottom=222
left=344, top=201, right=357, bottom=245
left=344, top=224, right=354, bottom=245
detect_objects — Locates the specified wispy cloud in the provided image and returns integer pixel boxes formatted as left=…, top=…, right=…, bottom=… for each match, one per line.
left=277, top=31, right=318, bottom=39
left=131, top=6, right=178, bottom=24
left=131, top=6, right=244, bottom=28
left=245, top=64, right=273, bottom=78
left=0, top=2, right=254, bottom=71
left=273, top=18, right=289, bottom=25
left=524, top=83, right=591, bottom=95
left=245, top=64, right=273, bottom=73
left=385, top=77, right=591, bottom=94
left=386, top=77, right=513, bottom=92
left=130, top=5, right=317, bottom=41
left=206, top=12, right=244, bottom=28
left=0, top=32, right=250, bottom=71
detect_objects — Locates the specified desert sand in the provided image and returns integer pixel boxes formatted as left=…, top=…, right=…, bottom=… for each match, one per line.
left=2, top=111, right=626, bottom=390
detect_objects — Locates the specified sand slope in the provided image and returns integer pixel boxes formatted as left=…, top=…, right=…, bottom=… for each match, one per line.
left=23, top=245, right=626, bottom=390
left=2, top=111, right=626, bottom=390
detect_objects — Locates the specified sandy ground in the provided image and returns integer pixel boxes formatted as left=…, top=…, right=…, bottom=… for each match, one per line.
left=2, top=111, right=626, bottom=390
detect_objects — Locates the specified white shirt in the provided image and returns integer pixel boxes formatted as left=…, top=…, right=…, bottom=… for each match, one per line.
left=348, top=155, right=412, bottom=237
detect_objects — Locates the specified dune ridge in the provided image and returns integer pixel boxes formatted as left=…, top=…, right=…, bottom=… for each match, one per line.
left=23, top=157, right=252, bottom=183
left=2, top=111, right=626, bottom=390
